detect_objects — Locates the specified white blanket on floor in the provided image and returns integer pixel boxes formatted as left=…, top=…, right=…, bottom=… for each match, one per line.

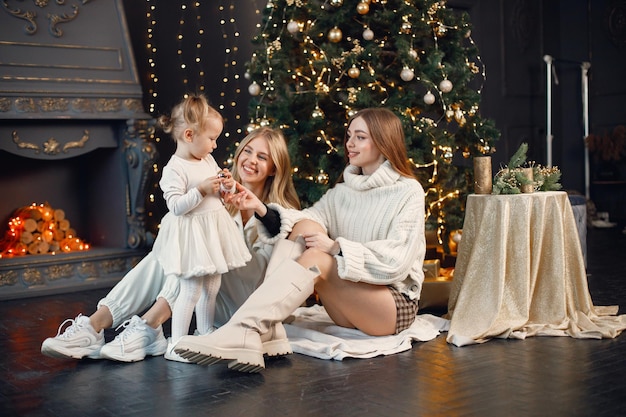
left=284, top=305, right=450, bottom=360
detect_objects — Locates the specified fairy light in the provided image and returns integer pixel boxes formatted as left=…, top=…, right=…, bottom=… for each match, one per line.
left=219, top=2, right=235, bottom=138
left=146, top=0, right=158, bottom=114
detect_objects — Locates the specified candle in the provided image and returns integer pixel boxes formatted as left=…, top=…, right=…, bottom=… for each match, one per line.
left=521, top=168, right=534, bottom=193
left=473, top=156, right=492, bottom=194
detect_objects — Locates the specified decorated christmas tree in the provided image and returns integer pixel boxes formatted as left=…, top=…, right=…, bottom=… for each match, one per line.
left=244, top=0, right=500, bottom=245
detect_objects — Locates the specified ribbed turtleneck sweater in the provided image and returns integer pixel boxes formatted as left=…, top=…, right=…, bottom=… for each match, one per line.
left=261, top=161, right=426, bottom=300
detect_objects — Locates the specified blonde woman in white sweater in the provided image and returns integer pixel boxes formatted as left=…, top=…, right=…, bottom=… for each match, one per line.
left=174, top=107, right=426, bottom=373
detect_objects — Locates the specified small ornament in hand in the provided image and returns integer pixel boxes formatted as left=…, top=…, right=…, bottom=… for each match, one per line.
left=218, top=169, right=236, bottom=194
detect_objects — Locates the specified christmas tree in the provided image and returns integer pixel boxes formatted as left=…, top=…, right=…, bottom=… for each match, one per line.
left=244, top=0, right=500, bottom=246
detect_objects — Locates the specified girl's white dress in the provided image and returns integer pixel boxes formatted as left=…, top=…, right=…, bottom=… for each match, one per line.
left=152, top=154, right=251, bottom=279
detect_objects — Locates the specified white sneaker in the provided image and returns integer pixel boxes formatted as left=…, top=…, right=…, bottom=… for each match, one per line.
left=41, top=314, right=104, bottom=359
left=164, top=338, right=191, bottom=363
left=99, top=315, right=167, bottom=362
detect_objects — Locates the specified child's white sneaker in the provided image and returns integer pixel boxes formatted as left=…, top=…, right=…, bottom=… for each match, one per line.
left=99, top=315, right=167, bottom=362
left=41, top=314, right=104, bottom=359
left=164, top=338, right=191, bottom=363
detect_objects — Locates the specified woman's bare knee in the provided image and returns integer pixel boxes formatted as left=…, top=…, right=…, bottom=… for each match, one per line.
left=289, top=219, right=325, bottom=238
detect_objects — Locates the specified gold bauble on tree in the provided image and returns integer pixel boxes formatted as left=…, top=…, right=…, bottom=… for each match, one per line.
left=348, top=66, right=360, bottom=78
left=328, top=26, right=343, bottom=43
left=356, top=2, right=369, bottom=15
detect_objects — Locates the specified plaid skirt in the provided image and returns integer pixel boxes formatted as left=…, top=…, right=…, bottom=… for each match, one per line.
left=389, top=286, right=419, bottom=334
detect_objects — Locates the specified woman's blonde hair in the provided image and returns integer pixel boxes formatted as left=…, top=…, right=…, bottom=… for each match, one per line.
left=227, top=127, right=300, bottom=216
left=157, top=94, right=223, bottom=142
left=345, top=108, right=415, bottom=178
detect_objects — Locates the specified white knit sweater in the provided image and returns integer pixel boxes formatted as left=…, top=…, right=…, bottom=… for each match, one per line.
left=259, top=161, right=426, bottom=300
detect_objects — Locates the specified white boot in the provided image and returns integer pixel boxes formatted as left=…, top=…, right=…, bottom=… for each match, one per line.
left=258, top=237, right=306, bottom=357
left=174, top=259, right=319, bottom=373
left=260, top=321, right=291, bottom=357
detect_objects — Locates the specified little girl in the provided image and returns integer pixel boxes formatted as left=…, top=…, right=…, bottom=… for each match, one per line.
left=152, top=94, right=251, bottom=361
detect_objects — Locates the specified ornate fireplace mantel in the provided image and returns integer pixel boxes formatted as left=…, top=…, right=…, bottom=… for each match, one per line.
left=0, top=0, right=156, bottom=299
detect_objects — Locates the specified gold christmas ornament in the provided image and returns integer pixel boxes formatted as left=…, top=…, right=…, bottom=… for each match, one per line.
left=409, top=49, right=419, bottom=60
left=348, top=66, right=360, bottom=78
left=328, top=27, right=342, bottom=43
left=356, top=2, right=369, bottom=14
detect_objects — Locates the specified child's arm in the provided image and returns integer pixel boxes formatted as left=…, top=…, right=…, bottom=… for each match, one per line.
left=161, top=166, right=221, bottom=216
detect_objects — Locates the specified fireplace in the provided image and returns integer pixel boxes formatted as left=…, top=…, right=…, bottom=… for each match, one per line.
left=0, top=0, right=156, bottom=299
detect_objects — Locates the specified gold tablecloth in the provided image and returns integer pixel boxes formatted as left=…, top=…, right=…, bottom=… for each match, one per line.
left=446, top=191, right=626, bottom=346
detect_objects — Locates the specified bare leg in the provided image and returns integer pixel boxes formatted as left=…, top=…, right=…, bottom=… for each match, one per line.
left=141, top=297, right=173, bottom=329
left=92, top=295, right=172, bottom=332
left=289, top=220, right=397, bottom=336
left=89, top=306, right=114, bottom=333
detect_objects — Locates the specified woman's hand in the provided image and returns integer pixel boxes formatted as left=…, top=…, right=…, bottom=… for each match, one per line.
left=302, top=232, right=339, bottom=255
left=224, top=183, right=266, bottom=215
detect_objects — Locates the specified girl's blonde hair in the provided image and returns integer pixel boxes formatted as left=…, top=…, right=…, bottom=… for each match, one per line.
left=227, top=127, right=300, bottom=216
left=157, top=94, right=223, bottom=142
left=345, top=108, right=416, bottom=179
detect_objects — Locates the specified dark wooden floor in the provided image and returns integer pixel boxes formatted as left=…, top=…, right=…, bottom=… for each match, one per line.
left=1, top=226, right=625, bottom=417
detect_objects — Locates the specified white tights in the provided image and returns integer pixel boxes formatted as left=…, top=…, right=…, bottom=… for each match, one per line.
left=170, top=274, right=221, bottom=341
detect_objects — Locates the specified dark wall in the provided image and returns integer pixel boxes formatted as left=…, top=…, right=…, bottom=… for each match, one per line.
left=456, top=0, right=626, bottom=203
